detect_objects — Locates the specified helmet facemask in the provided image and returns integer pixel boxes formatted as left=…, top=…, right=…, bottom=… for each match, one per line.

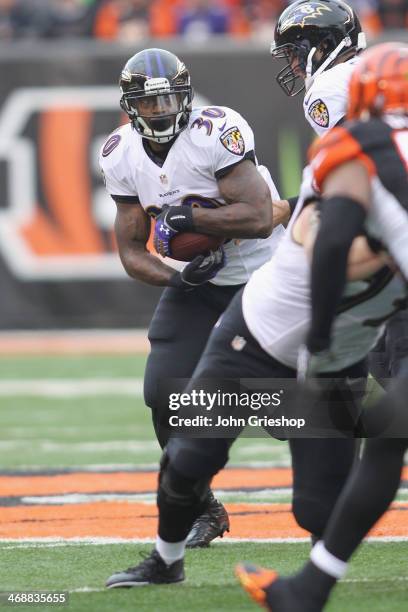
left=271, top=39, right=314, bottom=96
left=271, top=0, right=367, bottom=97
left=121, top=77, right=193, bottom=143
left=271, top=32, right=362, bottom=96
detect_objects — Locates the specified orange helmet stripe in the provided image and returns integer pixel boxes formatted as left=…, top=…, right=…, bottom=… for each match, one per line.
left=348, top=43, right=408, bottom=119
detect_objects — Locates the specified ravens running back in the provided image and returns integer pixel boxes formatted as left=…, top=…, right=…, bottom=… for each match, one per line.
left=100, top=48, right=286, bottom=553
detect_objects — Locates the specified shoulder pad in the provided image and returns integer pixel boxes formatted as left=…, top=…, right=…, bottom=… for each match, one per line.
left=310, top=60, right=356, bottom=95
left=100, top=124, right=131, bottom=160
left=189, top=106, right=249, bottom=151
left=308, top=124, right=376, bottom=190
left=190, top=105, right=240, bottom=122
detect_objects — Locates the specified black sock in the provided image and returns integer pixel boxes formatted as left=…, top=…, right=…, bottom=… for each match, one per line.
left=292, top=560, right=337, bottom=607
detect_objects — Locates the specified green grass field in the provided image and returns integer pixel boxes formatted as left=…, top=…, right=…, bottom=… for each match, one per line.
left=1, top=355, right=407, bottom=611
left=2, top=542, right=408, bottom=611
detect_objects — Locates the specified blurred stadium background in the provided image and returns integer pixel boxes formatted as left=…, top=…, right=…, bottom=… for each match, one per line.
left=0, top=2, right=407, bottom=611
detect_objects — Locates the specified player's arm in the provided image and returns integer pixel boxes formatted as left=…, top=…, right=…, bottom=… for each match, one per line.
left=306, top=159, right=371, bottom=352
left=115, top=202, right=225, bottom=288
left=192, top=159, right=273, bottom=238
left=99, top=146, right=175, bottom=285
left=346, top=238, right=393, bottom=281
left=271, top=198, right=292, bottom=227
left=295, top=204, right=391, bottom=281
left=115, top=201, right=177, bottom=285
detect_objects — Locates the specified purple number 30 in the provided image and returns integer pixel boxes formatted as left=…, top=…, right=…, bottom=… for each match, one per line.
left=190, top=107, right=226, bottom=136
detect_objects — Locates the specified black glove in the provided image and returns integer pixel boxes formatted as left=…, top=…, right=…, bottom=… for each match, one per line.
left=169, top=248, right=225, bottom=290
left=157, top=205, right=195, bottom=233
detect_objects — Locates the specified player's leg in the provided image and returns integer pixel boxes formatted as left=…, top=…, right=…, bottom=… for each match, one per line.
left=236, top=381, right=407, bottom=611
left=244, top=437, right=407, bottom=612
left=106, top=436, right=233, bottom=588
left=287, top=378, right=408, bottom=609
left=106, top=289, right=294, bottom=587
left=191, top=288, right=296, bottom=380
left=289, top=438, right=356, bottom=540
left=144, top=283, right=241, bottom=547
left=157, top=437, right=232, bottom=548
left=290, top=364, right=367, bottom=540
left=153, top=289, right=295, bottom=552
left=193, top=292, right=367, bottom=545
left=144, top=284, right=240, bottom=448
left=183, top=288, right=297, bottom=546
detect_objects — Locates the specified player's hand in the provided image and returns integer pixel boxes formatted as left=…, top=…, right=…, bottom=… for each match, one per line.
left=297, top=344, right=333, bottom=384
left=154, top=205, right=194, bottom=257
left=297, top=345, right=316, bottom=383
left=170, top=248, right=225, bottom=290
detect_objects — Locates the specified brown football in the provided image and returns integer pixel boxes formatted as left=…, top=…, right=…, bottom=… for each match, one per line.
left=170, top=232, right=225, bottom=262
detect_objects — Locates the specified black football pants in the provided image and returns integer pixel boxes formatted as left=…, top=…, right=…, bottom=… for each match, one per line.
left=368, top=310, right=408, bottom=385
left=162, top=289, right=367, bottom=541
left=144, top=282, right=244, bottom=448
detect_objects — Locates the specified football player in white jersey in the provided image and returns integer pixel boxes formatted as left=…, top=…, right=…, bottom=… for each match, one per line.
left=241, top=0, right=370, bottom=549
left=103, top=53, right=408, bottom=591
left=103, top=106, right=407, bottom=589
left=270, top=0, right=366, bottom=135
left=100, top=48, right=287, bottom=551
left=271, top=0, right=408, bottom=384
left=236, top=42, right=408, bottom=612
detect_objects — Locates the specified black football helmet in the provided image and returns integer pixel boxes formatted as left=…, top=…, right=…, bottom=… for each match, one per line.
left=120, top=48, right=193, bottom=143
left=271, top=0, right=366, bottom=96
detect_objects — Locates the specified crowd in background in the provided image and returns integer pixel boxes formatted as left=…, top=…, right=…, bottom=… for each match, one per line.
left=0, top=0, right=406, bottom=42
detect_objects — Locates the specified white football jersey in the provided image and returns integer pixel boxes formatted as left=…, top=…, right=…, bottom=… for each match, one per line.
left=100, top=106, right=284, bottom=286
left=303, top=57, right=360, bottom=136
left=242, top=165, right=407, bottom=373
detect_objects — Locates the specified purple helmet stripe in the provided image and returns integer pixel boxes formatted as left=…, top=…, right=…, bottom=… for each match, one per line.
left=144, top=50, right=153, bottom=78
left=155, top=49, right=166, bottom=77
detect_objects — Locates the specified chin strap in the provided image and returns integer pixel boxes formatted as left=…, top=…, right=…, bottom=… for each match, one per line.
left=305, top=46, right=317, bottom=92
left=305, top=32, right=367, bottom=92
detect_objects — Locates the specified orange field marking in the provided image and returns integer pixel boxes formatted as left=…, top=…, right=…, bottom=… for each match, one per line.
left=2, top=466, right=407, bottom=496
left=0, top=501, right=407, bottom=540
left=0, top=467, right=293, bottom=497
left=1, top=468, right=407, bottom=541
left=0, top=331, right=149, bottom=354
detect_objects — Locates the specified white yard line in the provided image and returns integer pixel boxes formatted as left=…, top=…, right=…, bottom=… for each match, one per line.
left=70, top=587, right=106, bottom=593
left=1, top=536, right=408, bottom=547
left=0, top=440, right=158, bottom=452
left=0, top=378, right=144, bottom=396
left=21, top=493, right=157, bottom=504
left=0, top=463, right=160, bottom=472
left=69, top=577, right=408, bottom=593
left=20, top=488, right=293, bottom=505
left=0, top=461, right=292, bottom=473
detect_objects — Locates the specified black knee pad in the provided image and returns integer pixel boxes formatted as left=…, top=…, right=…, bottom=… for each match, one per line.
left=157, top=449, right=210, bottom=513
left=157, top=449, right=212, bottom=542
left=166, top=437, right=230, bottom=481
